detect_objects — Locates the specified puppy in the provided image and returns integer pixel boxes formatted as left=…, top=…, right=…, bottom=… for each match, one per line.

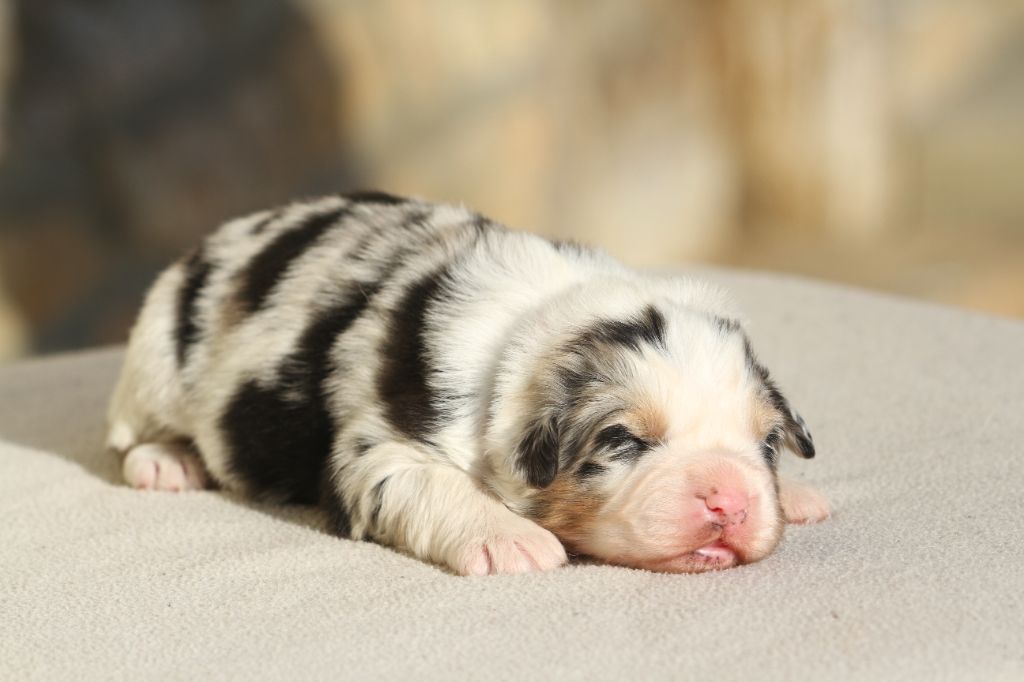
left=107, top=191, right=830, bottom=575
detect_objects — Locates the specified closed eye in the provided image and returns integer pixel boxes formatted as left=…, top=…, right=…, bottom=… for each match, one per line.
left=595, top=424, right=653, bottom=463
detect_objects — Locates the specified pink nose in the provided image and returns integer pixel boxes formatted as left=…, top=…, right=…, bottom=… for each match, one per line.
left=704, top=489, right=749, bottom=526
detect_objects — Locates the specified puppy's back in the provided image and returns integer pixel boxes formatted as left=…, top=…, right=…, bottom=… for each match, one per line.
left=108, top=192, right=560, bottom=500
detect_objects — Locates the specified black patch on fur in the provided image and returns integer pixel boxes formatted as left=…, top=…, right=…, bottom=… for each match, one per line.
left=760, top=428, right=782, bottom=468
left=174, top=249, right=212, bottom=367
left=220, top=280, right=385, bottom=503
left=576, top=461, right=607, bottom=480
left=552, top=239, right=593, bottom=256
left=714, top=315, right=740, bottom=334
left=377, top=265, right=450, bottom=441
left=470, top=214, right=491, bottom=234
left=236, top=205, right=348, bottom=313
left=321, top=481, right=352, bottom=537
left=556, top=365, right=601, bottom=409
left=220, top=379, right=328, bottom=503
left=353, top=439, right=375, bottom=458
left=548, top=367, right=622, bottom=473
left=596, top=424, right=653, bottom=463
left=516, top=416, right=561, bottom=488
left=594, top=424, right=633, bottom=449
left=582, top=305, right=667, bottom=353
left=763, top=380, right=788, bottom=413
left=343, top=189, right=408, bottom=205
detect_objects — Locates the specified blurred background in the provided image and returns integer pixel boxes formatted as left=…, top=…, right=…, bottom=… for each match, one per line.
left=0, top=0, right=1022, bottom=362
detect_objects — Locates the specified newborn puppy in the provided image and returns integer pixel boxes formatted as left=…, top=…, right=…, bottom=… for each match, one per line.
left=107, top=191, right=830, bottom=575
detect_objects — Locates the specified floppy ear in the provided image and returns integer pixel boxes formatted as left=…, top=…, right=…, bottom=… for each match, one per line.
left=514, top=413, right=561, bottom=488
left=780, top=404, right=815, bottom=459
left=744, top=336, right=816, bottom=460
left=766, top=381, right=815, bottom=459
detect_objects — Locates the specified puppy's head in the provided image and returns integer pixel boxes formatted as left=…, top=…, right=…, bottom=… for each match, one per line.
left=495, top=299, right=814, bottom=573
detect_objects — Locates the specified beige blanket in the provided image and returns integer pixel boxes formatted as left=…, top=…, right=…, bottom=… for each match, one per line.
left=2, top=269, right=1022, bottom=681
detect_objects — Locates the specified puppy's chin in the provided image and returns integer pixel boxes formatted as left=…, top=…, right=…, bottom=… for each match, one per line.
left=634, top=543, right=740, bottom=573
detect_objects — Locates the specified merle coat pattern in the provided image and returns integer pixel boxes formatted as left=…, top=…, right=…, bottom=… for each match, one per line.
left=108, top=192, right=829, bottom=575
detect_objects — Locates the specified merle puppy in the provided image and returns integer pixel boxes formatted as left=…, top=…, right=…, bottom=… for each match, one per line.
left=108, top=191, right=830, bottom=575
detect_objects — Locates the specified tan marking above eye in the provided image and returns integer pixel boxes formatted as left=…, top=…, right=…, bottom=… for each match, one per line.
left=622, top=399, right=668, bottom=444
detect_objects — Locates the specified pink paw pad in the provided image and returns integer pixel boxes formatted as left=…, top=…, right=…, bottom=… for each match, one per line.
left=123, top=444, right=207, bottom=492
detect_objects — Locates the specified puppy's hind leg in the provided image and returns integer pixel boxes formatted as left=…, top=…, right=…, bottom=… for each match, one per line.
left=108, top=261, right=205, bottom=491
left=123, top=442, right=209, bottom=492
left=332, top=441, right=568, bottom=576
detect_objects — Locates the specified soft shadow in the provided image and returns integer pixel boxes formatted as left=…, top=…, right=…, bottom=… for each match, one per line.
left=0, top=347, right=126, bottom=483
left=0, top=346, right=330, bottom=534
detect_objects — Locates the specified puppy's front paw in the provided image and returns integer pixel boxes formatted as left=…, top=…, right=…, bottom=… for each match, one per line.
left=779, top=478, right=831, bottom=524
left=454, top=519, right=567, bottom=576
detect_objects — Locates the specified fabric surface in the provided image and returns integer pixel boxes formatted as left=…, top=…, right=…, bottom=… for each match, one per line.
left=1, top=269, right=1022, bottom=681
